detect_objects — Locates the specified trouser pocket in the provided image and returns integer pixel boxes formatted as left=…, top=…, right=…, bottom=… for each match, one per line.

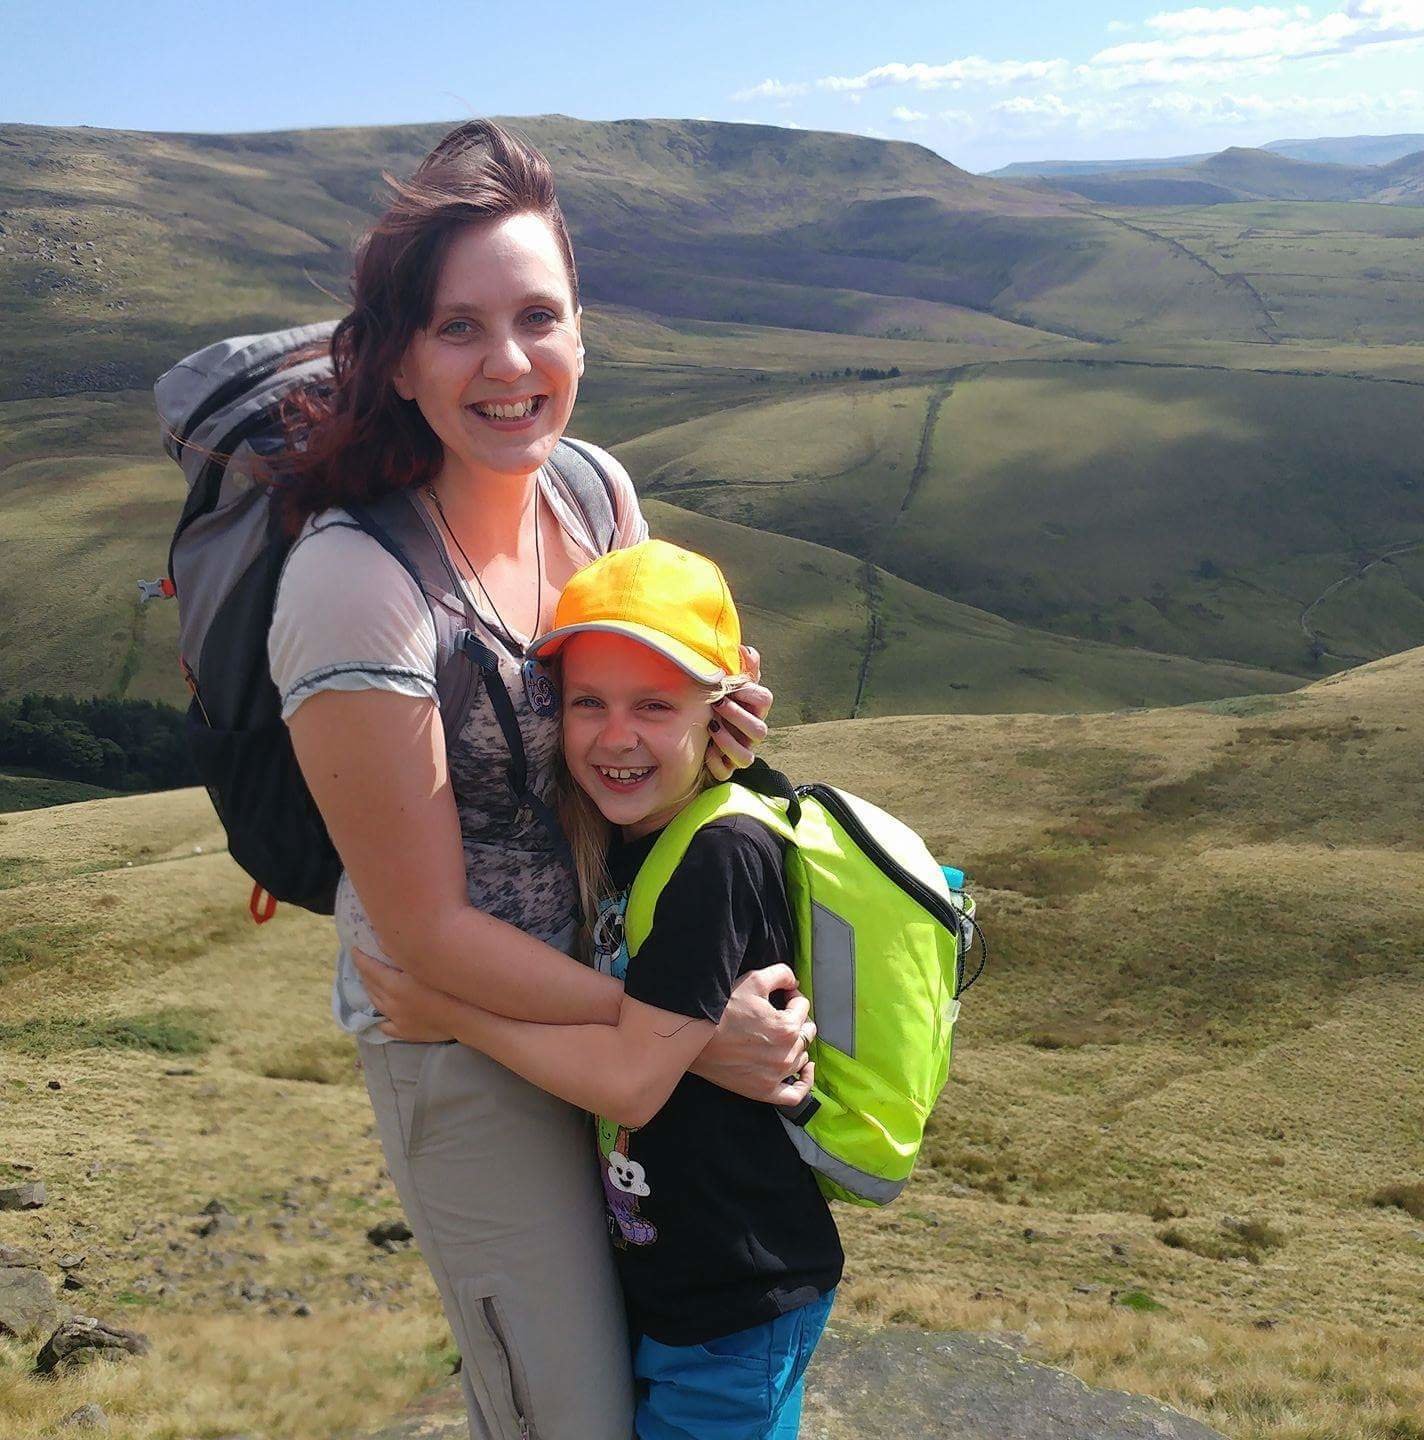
left=452, top=1281, right=540, bottom=1440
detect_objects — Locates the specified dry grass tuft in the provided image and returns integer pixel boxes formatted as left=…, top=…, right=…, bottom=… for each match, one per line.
left=1369, top=1182, right=1424, bottom=1220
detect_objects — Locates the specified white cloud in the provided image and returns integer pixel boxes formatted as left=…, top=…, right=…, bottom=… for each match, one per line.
left=892, top=106, right=928, bottom=121
left=1089, top=0, right=1424, bottom=84
left=982, top=82, right=1424, bottom=136
left=1106, top=18, right=1134, bottom=31
left=1145, top=6, right=1298, bottom=35
left=817, top=57, right=1068, bottom=91
left=731, top=78, right=810, bottom=101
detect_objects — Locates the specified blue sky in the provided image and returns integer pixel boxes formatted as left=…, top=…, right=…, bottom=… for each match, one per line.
left=6, top=0, right=1424, bottom=171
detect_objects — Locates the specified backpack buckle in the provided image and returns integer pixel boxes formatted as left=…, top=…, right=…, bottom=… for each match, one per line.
left=138, top=577, right=176, bottom=603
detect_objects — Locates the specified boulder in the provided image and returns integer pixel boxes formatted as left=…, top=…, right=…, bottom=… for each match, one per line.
left=35, top=1316, right=150, bottom=1375
left=800, top=1329, right=1226, bottom=1439
left=0, top=1266, right=66, bottom=1339
left=0, top=1244, right=42, bottom=1268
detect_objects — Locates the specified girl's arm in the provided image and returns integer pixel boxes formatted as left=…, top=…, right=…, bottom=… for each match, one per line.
left=355, top=946, right=725, bottom=1128
left=288, top=687, right=621, bottom=1026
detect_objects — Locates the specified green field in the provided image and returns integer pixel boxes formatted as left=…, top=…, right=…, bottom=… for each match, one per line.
left=621, top=360, right=1424, bottom=676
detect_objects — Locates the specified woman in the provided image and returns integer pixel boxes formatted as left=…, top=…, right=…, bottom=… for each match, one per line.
left=266, top=122, right=814, bottom=1440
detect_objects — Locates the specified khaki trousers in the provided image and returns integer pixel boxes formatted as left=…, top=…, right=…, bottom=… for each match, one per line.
left=360, top=1037, right=635, bottom=1440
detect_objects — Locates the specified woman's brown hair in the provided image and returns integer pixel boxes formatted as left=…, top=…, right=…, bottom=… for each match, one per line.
left=278, top=120, right=579, bottom=523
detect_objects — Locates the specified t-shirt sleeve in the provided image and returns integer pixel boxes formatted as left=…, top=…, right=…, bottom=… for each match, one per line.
left=575, top=440, right=649, bottom=550
left=623, top=818, right=789, bottom=1024
left=268, top=516, right=439, bottom=722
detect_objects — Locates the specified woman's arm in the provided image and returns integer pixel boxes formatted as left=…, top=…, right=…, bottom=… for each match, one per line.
left=355, top=947, right=723, bottom=1128
left=288, top=687, right=621, bottom=1026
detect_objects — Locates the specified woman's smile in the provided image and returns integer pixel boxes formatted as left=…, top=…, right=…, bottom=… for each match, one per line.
left=467, top=393, right=548, bottom=428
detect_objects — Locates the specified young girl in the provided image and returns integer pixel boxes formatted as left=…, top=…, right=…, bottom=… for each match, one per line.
left=355, top=538, right=843, bottom=1440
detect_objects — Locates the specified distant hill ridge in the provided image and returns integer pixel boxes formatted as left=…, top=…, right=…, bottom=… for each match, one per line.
left=988, top=131, right=1424, bottom=177
left=999, top=142, right=1424, bottom=207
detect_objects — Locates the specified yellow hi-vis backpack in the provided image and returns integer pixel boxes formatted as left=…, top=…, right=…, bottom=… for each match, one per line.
left=624, top=764, right=985, bottom=1207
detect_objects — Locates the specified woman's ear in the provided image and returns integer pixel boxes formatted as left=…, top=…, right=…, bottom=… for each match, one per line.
left=392, top=350, right=415, bottom=402
left=574, top=307, right=585, bottom=377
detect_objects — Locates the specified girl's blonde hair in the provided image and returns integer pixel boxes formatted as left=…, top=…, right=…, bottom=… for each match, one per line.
left=552, top=660, right=748, bottom=959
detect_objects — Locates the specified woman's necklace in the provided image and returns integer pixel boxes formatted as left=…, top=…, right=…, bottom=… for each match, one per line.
left=426, top=479, right=543, bottom=645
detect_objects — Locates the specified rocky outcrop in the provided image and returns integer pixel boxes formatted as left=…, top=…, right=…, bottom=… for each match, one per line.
left=0, top=1266, right=66, bottom=1339
left=35, top=1317, right=150, bottom=1375
left=800, top=1329, right=1225, bottom=1439
left=362, top=1326, right=1225, bottom=1440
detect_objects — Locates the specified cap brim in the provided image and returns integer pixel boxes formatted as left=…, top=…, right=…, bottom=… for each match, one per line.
left=527, top=621, right=730, bottom=686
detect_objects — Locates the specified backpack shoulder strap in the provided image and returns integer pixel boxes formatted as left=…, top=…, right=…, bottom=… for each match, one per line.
left=625, top=783, right=796, bottom=958
left=343, top=492, right=473, bottom=732
left=547, top=437, right=619, bottom=553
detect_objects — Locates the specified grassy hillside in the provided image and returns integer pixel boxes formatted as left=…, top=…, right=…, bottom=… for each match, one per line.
left=2, top=649, right=1422, bottom=1438
left=620, top=361, right=1424, bottom=675
left=2, top=385, right=1295, bottom=717
left=0, top=115, right=1278, bottom=408
left=4, top=114, right=1424, bottom=727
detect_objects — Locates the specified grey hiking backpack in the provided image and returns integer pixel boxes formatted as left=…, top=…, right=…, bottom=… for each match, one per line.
left=149, top=320, right=617, bottom=918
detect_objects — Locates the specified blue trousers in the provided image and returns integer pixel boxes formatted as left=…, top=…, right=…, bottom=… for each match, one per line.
left=632, top=1289, right=836, bottom=1440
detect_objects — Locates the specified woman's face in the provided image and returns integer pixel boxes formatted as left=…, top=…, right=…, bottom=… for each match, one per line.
left=393, top=212, right=582, bottom=486
left=560, top=632, right=715, bottom=840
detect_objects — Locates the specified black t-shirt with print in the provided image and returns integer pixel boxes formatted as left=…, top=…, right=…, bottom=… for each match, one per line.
left=597, top=814, right=843, bottom=1347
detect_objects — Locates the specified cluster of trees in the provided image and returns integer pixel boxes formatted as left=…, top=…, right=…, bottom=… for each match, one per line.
left=0, top=694, right=194, bottom=792
left=806, top=366, right=903, bottom=382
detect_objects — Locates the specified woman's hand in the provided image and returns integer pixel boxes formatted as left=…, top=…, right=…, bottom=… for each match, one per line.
left=353, top=947, right=458, bottom=1044
left=689, top=963, right=815, bottom=1105
left=707, top=644, right=772, bottom=782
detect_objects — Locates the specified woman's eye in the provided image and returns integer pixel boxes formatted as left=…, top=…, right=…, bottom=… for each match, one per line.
left=524, top=308, right=557, bottom=326
left=639, top=701, right=672, bottom=714
left=440, top=319, right=475, bottom=338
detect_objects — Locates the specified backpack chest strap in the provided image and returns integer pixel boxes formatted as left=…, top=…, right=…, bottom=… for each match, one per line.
left=624, top=784, right=795, bottom=958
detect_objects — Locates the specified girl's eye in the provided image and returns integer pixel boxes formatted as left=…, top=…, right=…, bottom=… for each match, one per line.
left=639, top=701, right=672, bottom=714
left=568, top=696, right=602, bottom=709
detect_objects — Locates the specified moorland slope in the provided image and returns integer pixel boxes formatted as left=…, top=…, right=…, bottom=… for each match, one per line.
left=1, top=648, right=1421, bottom=1439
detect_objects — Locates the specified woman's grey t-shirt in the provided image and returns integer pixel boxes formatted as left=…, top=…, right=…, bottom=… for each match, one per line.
left=267, top=445, right=648, bottom=1040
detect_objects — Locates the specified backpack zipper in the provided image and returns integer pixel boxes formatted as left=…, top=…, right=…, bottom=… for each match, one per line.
left=798, top=783, right=977, bottom=996
left=166, top=402, right=284, bottom=591
left=175, top=355, right=288, bottom=458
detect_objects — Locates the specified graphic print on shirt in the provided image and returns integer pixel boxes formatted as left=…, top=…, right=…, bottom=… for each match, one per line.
left=592, top=890, right=658, bottom=1248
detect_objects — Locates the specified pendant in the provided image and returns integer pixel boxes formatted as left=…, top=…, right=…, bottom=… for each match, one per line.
left=522, top=658, right=559, bottom=717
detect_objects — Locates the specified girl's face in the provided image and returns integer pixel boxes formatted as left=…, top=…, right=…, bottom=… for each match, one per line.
left=560, top=632, right=717, bottom=839
left=393, top=212, right=583, bottom=486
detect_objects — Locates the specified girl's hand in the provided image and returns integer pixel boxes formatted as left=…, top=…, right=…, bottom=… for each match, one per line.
left=352, top=947, right=458, bottom=1044
left=689, top=963, right=815, bottom=1105
left=707, top=645, right=772, bottom=782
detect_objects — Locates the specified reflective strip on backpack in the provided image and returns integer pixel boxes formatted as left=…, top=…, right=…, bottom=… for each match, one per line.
left=778, top=1119, right=908, bottom=1205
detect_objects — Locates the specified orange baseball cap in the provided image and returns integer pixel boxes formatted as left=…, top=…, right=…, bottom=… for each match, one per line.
left=528, top=539, right=743, bottom=684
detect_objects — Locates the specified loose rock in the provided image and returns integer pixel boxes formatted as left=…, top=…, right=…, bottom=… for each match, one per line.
left=60, top=1403, right=110, bottom=1432
left=35, top=1316, right=151, bottom=1374
left=0, top=1245, right=42, bottom=1269
left=367, top=1219, right=414, bottom=1247
left=0, top=1181, right=46, bottom=1210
